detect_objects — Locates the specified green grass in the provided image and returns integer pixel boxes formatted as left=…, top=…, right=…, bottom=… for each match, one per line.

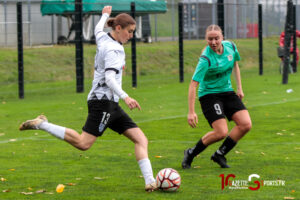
left=1, top=38, right=300, bottom=199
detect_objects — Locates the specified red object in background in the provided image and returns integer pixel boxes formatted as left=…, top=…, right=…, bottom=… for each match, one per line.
left=247, top=23, right=258, bottom=38
left=279, top=30, right=300, bottom=63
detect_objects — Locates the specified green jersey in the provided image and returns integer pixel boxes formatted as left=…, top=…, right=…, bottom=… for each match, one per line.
left=192, top=41, right=241, bottom=98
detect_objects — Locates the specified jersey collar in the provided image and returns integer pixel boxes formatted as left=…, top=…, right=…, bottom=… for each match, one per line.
left=108, top=32, right=122, bottom=45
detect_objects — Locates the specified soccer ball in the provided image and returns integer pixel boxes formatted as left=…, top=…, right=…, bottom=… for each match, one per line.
left=156, top=168, right=181, bottom=192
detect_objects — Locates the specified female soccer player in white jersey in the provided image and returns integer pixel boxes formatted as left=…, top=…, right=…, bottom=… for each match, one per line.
left=19, top=6, right=157, bottom=192
left=181, top=25, right=252, bottom=169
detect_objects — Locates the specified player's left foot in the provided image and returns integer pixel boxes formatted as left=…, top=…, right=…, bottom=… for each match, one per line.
left=181, top=148, right=194, bottom=169
left=211, top=152, right=230, bottom=168
left=145, top=182, right=158, bottom=192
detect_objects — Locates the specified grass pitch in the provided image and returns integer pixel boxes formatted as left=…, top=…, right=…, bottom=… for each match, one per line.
left=0, top=39, right=300, bottom=199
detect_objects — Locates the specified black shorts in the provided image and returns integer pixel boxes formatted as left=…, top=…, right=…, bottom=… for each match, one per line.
left=82, top=100, right=138, bottom=137
left=199, top=91, right=246, bottom=127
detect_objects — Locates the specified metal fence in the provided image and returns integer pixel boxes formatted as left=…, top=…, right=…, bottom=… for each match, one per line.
left=0, top=0, right=299, bottom=99
left=1, top=0, right=299, bottom=47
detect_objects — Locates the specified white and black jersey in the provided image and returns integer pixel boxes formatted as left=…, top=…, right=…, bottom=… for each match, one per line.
left=87, top=13, right=128, bottom=103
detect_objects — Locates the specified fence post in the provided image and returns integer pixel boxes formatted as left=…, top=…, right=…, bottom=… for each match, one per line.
left=75, top=0, right=84, bottom=92
left=17, top=2, right=24, bottom=99
left=258, top=4, right=263, bottom=75
left=178, top=2, right=184, bottom=83
left=282, top=0, right=294, bottom=84
left=292, top=4, right=297, bottom=73
left=131, top=2, right=137, bottom=88
left=217, top=0, right=225, bottom=38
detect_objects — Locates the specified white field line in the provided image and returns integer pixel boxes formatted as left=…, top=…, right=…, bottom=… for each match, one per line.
left=1, top=98, right=300, bottom=144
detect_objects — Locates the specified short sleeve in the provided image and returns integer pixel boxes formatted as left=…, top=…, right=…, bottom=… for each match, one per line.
left=232, top=42, right=241, bottom=61
left=192, top=57, right=209, bottom=83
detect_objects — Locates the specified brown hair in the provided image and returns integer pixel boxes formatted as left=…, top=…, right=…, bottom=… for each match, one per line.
left=205, top=24, right=223, bottom=37
left=107, top=13, right=136, bottom=30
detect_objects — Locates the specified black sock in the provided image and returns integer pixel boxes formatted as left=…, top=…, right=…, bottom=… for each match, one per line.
left=216, top=136, right=237, bottom=156
left=188, top=138, right=207, bottom=157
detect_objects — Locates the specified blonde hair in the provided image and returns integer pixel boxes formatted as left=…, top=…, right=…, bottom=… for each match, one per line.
left=205, top=24, right=223, bottom=38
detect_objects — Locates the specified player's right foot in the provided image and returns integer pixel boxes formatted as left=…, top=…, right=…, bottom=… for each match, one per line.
left=145, top=181, right=158, bottom=192
left=211, top=152, right=230, bottom=168
left=19, top=115, right=48, bottom=131
left=181, top=148, right=194, bottom=169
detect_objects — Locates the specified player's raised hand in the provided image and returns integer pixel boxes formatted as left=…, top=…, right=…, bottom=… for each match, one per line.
left=187, top=112, right=198, bottom=128
left=124, top=97, right=141, bottom=110
left=102, top=6, right=112, bottom=15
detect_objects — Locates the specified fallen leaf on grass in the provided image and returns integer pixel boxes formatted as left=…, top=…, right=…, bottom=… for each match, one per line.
left=261, top=152, right=265, bottom=156
left=2, top=189, right=11, bottom=193
left=155, top=156, right=162, bottom=158
left=276, top=133, right=283, bottom=136
left=9, top=169, right=15, bottom=171
left=94, top=177, right=105, bottom=180
left=0, top=133, right=5, bottom=136
left=67, top=183, right=76, bottom=186
left=235, top=151, right=244, bottom=154
left=35, top=189, right=46, bottom=193
left=56, top=184, right=65, bottom=193
left=27, top=187, right=33, bottom=191
left=193, top=166, right=201, bottom=168
left=9, top=139, right=17, bottom=142
left=295, top=147, right=300, bottom=150
left=139, top=176, right=143, bottom=178
left=20, top=192, right=34, bottom=195
left=1, top=177, right=7, bottom=181
left=284, top=197, right=295, bottom=200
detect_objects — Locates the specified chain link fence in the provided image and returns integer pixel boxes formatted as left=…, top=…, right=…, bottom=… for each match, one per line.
left=1, top=0, right=299, bottom=46
left=0, top=0, right=299, bottom=99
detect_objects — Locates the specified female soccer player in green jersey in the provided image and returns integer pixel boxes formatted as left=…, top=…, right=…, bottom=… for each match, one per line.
left=182, top=25, right=252, bottom=169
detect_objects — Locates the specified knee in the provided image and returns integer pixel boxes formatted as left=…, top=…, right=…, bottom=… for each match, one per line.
left=239, top=121, right=252, bottom=133
left=77, top=142, right=92, bottom=151
left=215, top=128, right=228, bottom=140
